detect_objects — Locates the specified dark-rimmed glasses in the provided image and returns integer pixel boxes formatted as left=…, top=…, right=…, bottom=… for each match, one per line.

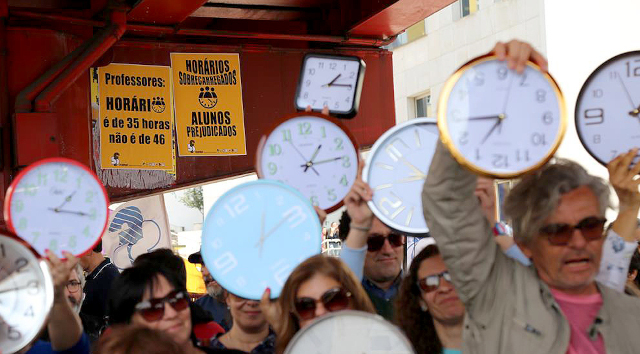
left=367, top=233, right=404, bottom=252
left=417, top=271, right=452, bottom=293
left=134, top=290, right=190, bottom=322
left=294, top=287, right=351, bottom=320
left=539, top=216, right=606, bottom=246
left=66, top=280, right=81, bottom=293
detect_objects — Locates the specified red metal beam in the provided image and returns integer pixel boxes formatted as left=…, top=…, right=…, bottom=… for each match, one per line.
left=0, top=0, right=10, bottom=227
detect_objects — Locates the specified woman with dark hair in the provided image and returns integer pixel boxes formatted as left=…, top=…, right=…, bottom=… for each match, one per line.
left=396, top=245, right=465, bottom=354
left=107, top=263, right=241, bottom=354
left=95, top=325, right=187, bottom=354
left=260, top=254, right=375, bottom=354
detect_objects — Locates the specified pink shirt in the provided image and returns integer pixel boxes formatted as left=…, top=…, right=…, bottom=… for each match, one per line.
left=550, top=289, right=605, bottom=354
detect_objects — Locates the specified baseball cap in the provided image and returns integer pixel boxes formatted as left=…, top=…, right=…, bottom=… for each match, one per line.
left=188, top=250, right=203, bottom=264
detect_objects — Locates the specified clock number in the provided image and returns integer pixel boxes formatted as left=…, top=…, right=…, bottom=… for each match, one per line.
left=321, top=126, right=326, bottom=138
left=475, top=148, right=482, bottom=160
left=214, top=252, right=238, bottom=275
left=323, top=100, right=329, bottom=107
left=473, top=72, right=485, bottom=86
left=86, top=191, right=94, bottom=203
left=15, top=257, right=28, bottom=273
left=345, top=96, right=350, bottom=103
left=459, top=132, right=469, bottom=146
left=267, top=162, right=277, bottom=175
left=340, top=175, right=348, bottom=186
left=593, top=89, right=603, bottom=98
left=342, top=156, right=351, bottom=168
left=334, top=137, right=344, bottom=151
left=515, top=149, right=530, bottom=162
left=310, top=196, right=319, bottom=206
left=385, top=138, right=409, bottom=162
left=531, top=133, right=547, bottom=146
left=536, top=89, right=546, bottom=103
left=224, top=195, right=248, bottom=218
left=7, top=326, right=22, bottom=341
left=303, top=92, right=309, bottom=99
left=282, top=129, right=292, bottom=142
left=593, top=134, right=601, bottom=144
left=451, top=109, right=464, bottom=122
left=625, top=59, right=640, bottom=77
left=12, top=199, right=24, bottom=213
left=308, top=68, right=316, bottom=75
left=77, top=176, right=82, bottom=188
left=609, top=71, right=619, bottom=80
left=24, top=306, right=34, bottom=317
left=68, top=235, right=77, bottom=248
left=349, top=71, right=355, bottom=79
left=327, top=189, right=337, bottom=202
left=25, top=183, right=37, bottom=197
left=17, top=217, right=27, bottom=230
left=519, top=72, right=528, bottom=87
left=492, top=154, right=509, bottom=168
left=298, top=122, right=312, bottom=135
left=318, top=62, right=324, bottom=69
left=32, top=231, right=40, bottom=243
left=457, top=90, right=468, bottom=101
left=497, top=66, right=508, bottom=80
left=27, top=280, right=39, bottom=295
left=54, top=169, right=68, bottom=182
left=83, top=226, right=90, bottom=237
left=268, top=144, right=282, bottom=156
left=584, top=108, right=604, bottom=125
left=89, top=208, right=97, bottom=220
left=334, top=101, right=340, bottom=109
left=49, top=239, right=59, bottom=252
left=542, top=111, right=553, bottom=125
left=37, top=172, right=48, bottom=186
left=329, top=63, right=337, bottom=70
left=271, top=259, right=292, bottom=286
left=304, top=80, right=311, bottom=87
left=283, top=205, right=307, bottom=229
left=379, top=194, right=404, bottom=219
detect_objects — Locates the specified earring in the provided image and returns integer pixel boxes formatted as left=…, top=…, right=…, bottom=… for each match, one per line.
left=419, top=299, right=428, bottom=312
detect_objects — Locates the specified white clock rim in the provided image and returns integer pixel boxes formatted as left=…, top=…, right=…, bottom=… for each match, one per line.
left=255, top=112, right=360, bottom=213
left=436, top=54, right=568, bottom=179
left=293, top=53, right=366, bottom=118
left=574, top=50, right=640, bottom=167
left=0, top=233, right=55, bottom=353
left=3, top=157, right=110, bottom=258
left=200, top=179, right=322, bottom=300
left=283, top=310, right=416, bottom=354
left=363, top=117, right=436, bottom=236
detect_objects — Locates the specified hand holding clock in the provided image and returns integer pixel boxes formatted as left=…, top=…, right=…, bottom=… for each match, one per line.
left=492, top=40, right=548, bottom=74
left=343, top=159, right=374, bottom=236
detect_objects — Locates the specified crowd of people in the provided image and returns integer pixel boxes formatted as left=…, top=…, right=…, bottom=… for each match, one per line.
left=14, top=40, right=640, bottom=354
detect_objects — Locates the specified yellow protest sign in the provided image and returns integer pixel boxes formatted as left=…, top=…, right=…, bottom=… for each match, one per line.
left=99, top=64, right=174, bottom=170
left=170, top=53, right=247, bottom=156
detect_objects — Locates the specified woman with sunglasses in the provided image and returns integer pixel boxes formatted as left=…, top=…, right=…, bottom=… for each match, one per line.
left=107, top=263, right=241, bottom=354
left=396, top=245, right=465, bottom=354
left=260, top=254, right=375, bottom=354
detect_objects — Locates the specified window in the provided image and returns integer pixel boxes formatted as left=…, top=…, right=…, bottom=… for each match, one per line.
left=415, top=94, right=431, bottom=118
left=453, top=0, right=478, bottom=21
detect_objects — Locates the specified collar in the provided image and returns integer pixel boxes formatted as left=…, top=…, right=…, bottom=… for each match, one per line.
left=362, top=272, right=403, bottom=299
left=87, top=259, right=112, bottom=280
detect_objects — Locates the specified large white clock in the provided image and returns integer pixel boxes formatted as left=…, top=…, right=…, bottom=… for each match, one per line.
left=576, top=50, right=640, bottom=165
left=0, top=232, right=54, bottom=354
left=295, top=54, right=366, bottom=118
left=363, top=118, right=439, bottom=236
left=4, top=158, right=110, bottom=258
left=257, top=112, right=359, bottom=212
left=438, top=54, right=567, bottom=178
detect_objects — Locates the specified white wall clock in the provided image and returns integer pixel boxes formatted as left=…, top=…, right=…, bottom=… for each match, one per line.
left=294, top=54, right=366, bottom=118
left=4, top=158, right=110, bottom=258
left=576, top=50, right=640, bottom=165
left=284, top=310, right=415, bottom=354
left=201, top=180, right=321, bottom=299
left=0, top=232, right=54, bottom=354
left=363, top=118, right=439, bottom=236
left=437, top=54, right=567, bottom=178
left=257, top=112, right=359, bottom=212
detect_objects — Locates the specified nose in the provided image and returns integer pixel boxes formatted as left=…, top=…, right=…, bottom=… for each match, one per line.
left=438, top=276, right=454, bottom=293
left=567, top=228, right=588, bottom=249
left=162, top=301, right=179, bottom=319
left=379, top=237, right=395, bottom=254
left=314, top=301, right=329, bottom=319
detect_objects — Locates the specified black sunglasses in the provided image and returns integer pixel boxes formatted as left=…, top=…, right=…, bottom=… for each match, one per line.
left=134, top=290, right=190, bottom=322
left=539, top=216, right=606, bottom=246
left=367, top=233, right=404, bottom=252
left=417, top=271, right=452, bottom=293
left=294, top=287, right=351, bottom=321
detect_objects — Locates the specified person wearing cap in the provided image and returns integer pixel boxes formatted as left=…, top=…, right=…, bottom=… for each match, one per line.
left=189, top=251, right=231, bottom=331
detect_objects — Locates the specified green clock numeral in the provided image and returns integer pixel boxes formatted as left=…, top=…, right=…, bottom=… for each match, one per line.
left=268, top=144, right=282, bottom=156
left=89, top=208, right=96, bottom=220
left=298, top=122, right=312, bottom=135
left=24, top=183, right=37, bottom=197
left=32, top=231, right=40, bottom=244
left=310, top=196, right=319, bottom=206
left=37, top=172, right=47, bottom=186
left=12, top=199, right=24, bottom=213
left=334, top=137, right=343, bottom=151
left=54, top=169, right=67, bottom=182
left=340, top=175, right=348, bottom=186
left=327, top=189, right=337, bottom=201
left=68, top=236, right=77, bottom=248
left=86, top=191, right=94, bottom=203
left=342, top=156, right=351, bottom=168
left=49, top=239, right=58, bottom=252
left=83, top=225, right=90, bottom=237
left=321, top=126, right=326, bottom=138
left=282, top=129, right=292, bottom=142
left=268, top=162, right=277, bottom=175
left=17, top=218, right=27, bottom=230
left=77, top=176, right=82, bottom=188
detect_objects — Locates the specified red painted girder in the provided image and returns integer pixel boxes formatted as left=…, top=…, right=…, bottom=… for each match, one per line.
left=127, top=0, right=208, bottom=25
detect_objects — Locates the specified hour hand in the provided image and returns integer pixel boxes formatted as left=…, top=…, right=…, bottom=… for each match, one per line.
left=48, top=208, right=88, bottom=216
left=399, top=157, right=425, bottom=178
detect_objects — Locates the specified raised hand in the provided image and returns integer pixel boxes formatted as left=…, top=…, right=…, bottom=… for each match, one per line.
left=344, top=158, right=373, bottom=228
left=608, top=148, right=640, bottom=212
left=492, top=40, right=548, bottom=74
left=44, top=250, right=79, bottom=300
left=260, top=287, right=284, bottom=335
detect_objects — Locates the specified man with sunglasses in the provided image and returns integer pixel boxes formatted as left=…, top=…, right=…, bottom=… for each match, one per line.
left=189, top=250, right=231, bottom=332
left=422, top=40, right=640, bottom=354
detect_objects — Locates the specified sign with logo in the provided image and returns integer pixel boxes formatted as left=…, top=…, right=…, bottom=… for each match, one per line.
left=98, top=64, right=174, bottom=170
left=170, top=53, right=247, bottom=156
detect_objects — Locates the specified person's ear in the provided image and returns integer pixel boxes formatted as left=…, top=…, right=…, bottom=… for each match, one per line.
left=419, top=298, right=428, bottom=312
left=628, top=270, right=638, bottom=282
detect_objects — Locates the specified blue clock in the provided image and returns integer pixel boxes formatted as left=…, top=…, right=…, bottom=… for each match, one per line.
left=201, top=180, right=322, bottom=299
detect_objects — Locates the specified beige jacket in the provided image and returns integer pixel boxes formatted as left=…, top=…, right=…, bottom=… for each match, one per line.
left=421, top=141, right=640, bottom=354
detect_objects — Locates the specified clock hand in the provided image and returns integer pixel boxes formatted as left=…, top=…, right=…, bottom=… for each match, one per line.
left=395, top=175, right=426, bottom=184
left=501, top=74, right=516, bottom=115
left=254, top=210, right=267, bottom=257
left=287, top=141, right=319, bottom=176
left=465, top=115, right=503, bottom=121
left=48, top=208, right=88, bottom=216
left=329, top=84, right=352, bottom=88
left=480, top=117, right=504, bottom=144
left=304, top=144, right=322, bottom=172
left=263, top=213, right=292, bottom=242
left=617, top=74, right=638, bottom=113
left=399, top=157, right=426, bottom=178
left=323, top=74, right=342, bottom=87
left=0, top=283, right=32, bottom=295
left=55, top=191, right=77, bottom=210
left=300, top=156, right=342, bottom=167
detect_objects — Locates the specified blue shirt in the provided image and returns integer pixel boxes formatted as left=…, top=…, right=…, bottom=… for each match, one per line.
left=196, top=295, right=231, bottom=331
left=209, top=330, right=275, bottom=354
left=442, top=349, right=462, bottom=354
left=27, top=333, right=90, bottom=354
left=340, top=244, right=401, bottom=299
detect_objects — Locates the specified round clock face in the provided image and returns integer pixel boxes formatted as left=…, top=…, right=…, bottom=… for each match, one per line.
left=201, top=180, right=321, bottom=299
left=4, top=158, right=110, bottom=258
left=576, top=51, right=640, bottom=166
left=284, top=310, right=415, bottom=354
left=438, top=55, right=567, bottom=178
left=0, top=233, right=54, bottom=354
left=363, top=118, right=439, bottom=236
left=295, top=54, right=365, bottom=117
left=257, top=112, right=359, bottom=212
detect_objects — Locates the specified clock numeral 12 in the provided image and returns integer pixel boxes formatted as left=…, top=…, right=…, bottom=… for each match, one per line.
left=224, top=195, right=248, bottom=218
left=298, top=122, right=312, bottom=135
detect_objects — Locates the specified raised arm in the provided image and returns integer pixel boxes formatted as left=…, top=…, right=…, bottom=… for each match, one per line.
left=608, top=148, right=640, bottom=241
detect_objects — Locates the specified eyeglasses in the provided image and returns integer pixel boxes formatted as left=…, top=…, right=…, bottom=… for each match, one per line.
left=66, top=280, right=81, bottom=293
left=134, top=290, right=190, bottom=322
left=294, top=287, right=352, bottom=321
left=366, top=233, right=404, bottom=252
left=539, top=216, right=607, bottom=246
left=417, top=271, right=452, bottom=293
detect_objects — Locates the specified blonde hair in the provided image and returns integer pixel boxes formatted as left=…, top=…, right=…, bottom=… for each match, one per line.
left=275, top=254, right=375, bottom=353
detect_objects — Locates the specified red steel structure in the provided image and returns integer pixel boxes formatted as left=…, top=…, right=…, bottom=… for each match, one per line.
left=0, top=0, right=453, bottom=225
